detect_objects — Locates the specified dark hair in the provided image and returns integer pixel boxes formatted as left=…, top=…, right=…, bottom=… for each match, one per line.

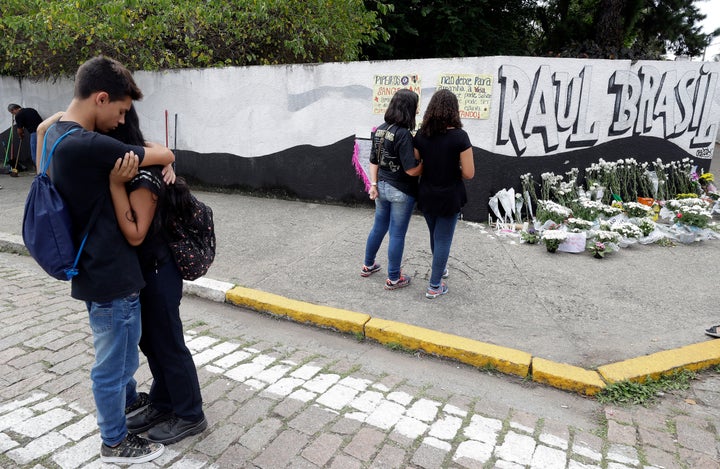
left=384, top=89, right=418, bottom=129
left=107, top=105, right=145, bottom=146
left=419, top=89, right=463, bottom=137
left=106, top=105, right=194, bottom=236
left=7, top=104, right=20, bottom=112
left=74, top=56, right=143, bottom=102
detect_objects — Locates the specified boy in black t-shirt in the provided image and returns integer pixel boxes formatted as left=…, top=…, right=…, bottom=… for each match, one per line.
left=40, top=56, right=175, bottom=465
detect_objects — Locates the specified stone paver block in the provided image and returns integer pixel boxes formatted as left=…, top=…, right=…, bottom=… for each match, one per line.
left=289, top=405, right=336, bottom=435
left=453, top=439, right=493, bottom=467
left=428, top=414, right=463, bottom=441
left=304, top=373, right=341, bottom=394
left=365, top=400, right=406, bottom=430
left=572, top=430, right=603, bottom=462
left=238, top=418, right=283, bottom=452
left=638, top=426, right=677, bottom=451
left=675, top=415, right=717, bottom=455
left=411, top=440, right=448, bottom=469
left=606, top=420, right=637, bottom=445
left=316, top=384, right=360, bottom=411
left=531, top=444, right=567, bottom=468
left=370, top=443, right=407, bottom=469
left=495, top=431, right=536, bottom=466
left=329, top=453, right=363, bottom=469
left=606, top=443, right=639, bottom=466
left=406, top=398, right=441, bottom=422
left=253, top=429, right=309, bottom=469
left=51, top=434, right=98, bottom=469
left=195, top=423, right=243, bottom=457
left=344, top=426, right=385, bottom=460
left=214, top=444, right=254, bottom=468
left=642, top=446, right=682, bottom=469
left=6, top=431, right=70, bottom=465
left=464, top=414, right=502, bottom=444
left=301, top=432, right=343, bottom=467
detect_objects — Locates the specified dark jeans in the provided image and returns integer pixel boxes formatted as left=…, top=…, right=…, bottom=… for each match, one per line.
left=423, top=212, right=459, bottom=288
left=139, top=260, right=203, bottom=421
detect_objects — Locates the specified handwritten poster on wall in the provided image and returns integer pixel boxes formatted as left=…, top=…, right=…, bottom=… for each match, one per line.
left=437, top=73, right=493, bottom=119
left=372, top=74, right=422, bottom=114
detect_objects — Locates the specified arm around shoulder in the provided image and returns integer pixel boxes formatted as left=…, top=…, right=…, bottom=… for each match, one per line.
left=140, top=141, right=174, bottom=167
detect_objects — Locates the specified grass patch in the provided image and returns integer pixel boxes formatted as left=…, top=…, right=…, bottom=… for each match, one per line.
left=384, top=342, right=414, bottom=354
left=597, top=369, right=696, bottom=406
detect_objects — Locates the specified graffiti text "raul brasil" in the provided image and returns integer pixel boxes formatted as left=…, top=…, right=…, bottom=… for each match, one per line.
left=497, top=64, right=718, bottom=156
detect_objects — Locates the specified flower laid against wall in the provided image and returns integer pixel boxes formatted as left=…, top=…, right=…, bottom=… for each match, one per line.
left=588, top=229, right=621, bottom=244
left=622, top=201, right=653, bottom=218
left=566, top=217, right=594, bottom=232
left=536, top=200, right=572, bottom=224
left=588, top=241, right=607, bottom=259
left=664, top=198, right=712, bottom=228
left=611, top=221, right=643, bottom=239
left=541, top=230, right=567, bottom=253
left=504, top=164, right=719, bottom=259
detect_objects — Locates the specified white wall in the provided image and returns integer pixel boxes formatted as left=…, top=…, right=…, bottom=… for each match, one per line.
left=4, top=56, right=719, bottom=161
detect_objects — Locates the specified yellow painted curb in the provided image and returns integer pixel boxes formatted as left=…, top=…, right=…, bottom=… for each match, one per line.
left=531, top=357, right=606, bottom=396
left=226, top=286, right=370, bottom=335
left=365, top=318, right=531, bottom=377
left=598, top=340, right=720, bottom=383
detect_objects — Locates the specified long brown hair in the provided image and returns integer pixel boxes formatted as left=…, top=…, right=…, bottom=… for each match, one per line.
left=419, top=89, right=462, bottom=137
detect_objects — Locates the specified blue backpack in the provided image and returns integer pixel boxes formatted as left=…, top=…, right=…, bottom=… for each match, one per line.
left=22, top=125, right=99, bottom=281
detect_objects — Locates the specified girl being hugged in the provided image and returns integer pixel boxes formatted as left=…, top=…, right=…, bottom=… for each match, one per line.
left=414, top=89, right=475, bottom=299
left=360, top=89, right=422, bottom=289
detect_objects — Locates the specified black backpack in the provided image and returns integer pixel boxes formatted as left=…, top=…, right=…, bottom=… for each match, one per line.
left=167, top=194, right=216, bottom=281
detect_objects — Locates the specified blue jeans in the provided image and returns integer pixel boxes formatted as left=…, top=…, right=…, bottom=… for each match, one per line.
left=86, top=292, right=142, bottom=447
left=364, top=181, right=416, bottom=281
left=424, top=212, right=459, bottom=288
left=29, top=132, right=37, bottom=165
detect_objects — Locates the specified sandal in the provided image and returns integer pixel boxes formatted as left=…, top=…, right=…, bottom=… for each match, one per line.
left=705, top=325, right=720, bottom=338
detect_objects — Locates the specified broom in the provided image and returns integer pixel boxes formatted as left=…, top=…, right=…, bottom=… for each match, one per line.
left=10, top=138, right=21, bottom=177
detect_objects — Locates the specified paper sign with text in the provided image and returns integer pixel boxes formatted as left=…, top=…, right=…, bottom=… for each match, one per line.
left=372, top=74, right=422, bottom=114
left=436, top=73, right=493, bottom=119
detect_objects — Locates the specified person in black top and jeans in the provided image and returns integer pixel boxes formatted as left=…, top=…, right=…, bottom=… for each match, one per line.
left=361, top=89, right=423, bottom=289
left=108, top=106, right=207, bottom=445
left=414, top=89, right=475, bottom=299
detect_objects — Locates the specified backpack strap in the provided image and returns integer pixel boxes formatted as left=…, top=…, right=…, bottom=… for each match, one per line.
left=38, top=123, right=100, bottom=279
left=39, top=124, right=81, bottom=175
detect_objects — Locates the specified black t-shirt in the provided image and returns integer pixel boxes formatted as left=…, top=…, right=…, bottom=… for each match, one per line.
left=15, top=108, right=43, bottom=133
left=127, top=167, right=173, bottom=272
left=414, top=128, right=472, bottom=216
left=369, top=123, right=419, bottom=197
left=48, top=121, right=146, bottom=302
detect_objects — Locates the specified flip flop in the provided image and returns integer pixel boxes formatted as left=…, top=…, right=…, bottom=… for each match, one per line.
left=705, top=325, right=720, bottom=338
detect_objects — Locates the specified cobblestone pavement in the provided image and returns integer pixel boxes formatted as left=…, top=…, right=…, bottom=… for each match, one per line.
left=1, top=251, right=719, bottom=468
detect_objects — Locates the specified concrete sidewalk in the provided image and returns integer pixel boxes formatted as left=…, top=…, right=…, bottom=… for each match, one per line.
left=1, top=170, right=719, bottom=394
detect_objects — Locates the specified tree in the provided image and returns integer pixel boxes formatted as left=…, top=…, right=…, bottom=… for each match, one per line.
left=361, top=0, right=538, bottom=60
left=0, top=0, right=384, bottom=78
left=363, top=0, right=718, bottom=61
left=532, top=0, right=718, bottom=59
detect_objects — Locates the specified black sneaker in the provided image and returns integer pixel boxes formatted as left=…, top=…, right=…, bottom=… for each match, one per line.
left=148, top=415, right=208, bottom=444
left=127, top=404, right=173, bottom=434
left=125, top=392, right=150, bottom=415
left=100, top=433, right=164, bottom=464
